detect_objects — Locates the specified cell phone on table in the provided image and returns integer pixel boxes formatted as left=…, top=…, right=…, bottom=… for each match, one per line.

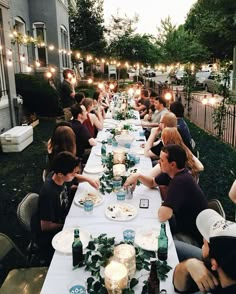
left=139, top=199, right=149, bottom=209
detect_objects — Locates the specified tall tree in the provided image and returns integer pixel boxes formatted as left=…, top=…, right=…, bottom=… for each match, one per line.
left=184, top=0, right=236, bottom=59
left=156, top=18, right=209, bottom=64
left=69, top=0, right=106, bottom=56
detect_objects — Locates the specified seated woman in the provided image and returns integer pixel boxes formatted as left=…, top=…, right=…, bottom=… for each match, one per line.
left=82, top=98, right=104, bottom=137
left=93, top=91, right=106, bottom=117
left=46, top=121, right=99, bottom=189
left=149, top=127, right=204, bottom=182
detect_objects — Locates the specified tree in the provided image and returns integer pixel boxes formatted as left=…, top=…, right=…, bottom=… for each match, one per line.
left=184, top=0, right=236, bottom=59
left=156, top=18, right=209, bottom=64
left=69, top=0, right=106, bottom=56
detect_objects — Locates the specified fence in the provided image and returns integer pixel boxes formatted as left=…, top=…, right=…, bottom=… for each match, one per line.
left=141, top=77, right=236, bottom=148
left=188, top=95, right=236, bottom=148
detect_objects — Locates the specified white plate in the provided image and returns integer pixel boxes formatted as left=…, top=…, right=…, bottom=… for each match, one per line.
left=74, top=191, right=104, bottom=207
left=83, top=165, right=104, bottom=174
left=135, top=228, right=160, bottom=251
left=52, top=228, right=90, bottom=254
left=105, top=203, right=137, bottom=221
left=95, top=151, right=101, bottom=156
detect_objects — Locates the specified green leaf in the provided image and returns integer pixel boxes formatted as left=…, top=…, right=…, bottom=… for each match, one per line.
left=87, top=277, right=95, bottom=289
left=130, top=278, right=139, bottom=289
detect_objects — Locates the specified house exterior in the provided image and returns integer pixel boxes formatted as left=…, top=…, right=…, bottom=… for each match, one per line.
left=0, top=0, right=75, bottom=133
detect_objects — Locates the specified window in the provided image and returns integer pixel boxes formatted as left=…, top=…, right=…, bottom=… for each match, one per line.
left=60, top=25, right=69, bottom=68
left=33, top=22, right=47, bottom=67
left=14, top=17, right=28, bottom=73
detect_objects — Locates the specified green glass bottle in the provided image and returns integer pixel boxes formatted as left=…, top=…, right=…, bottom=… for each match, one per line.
left=72, top=229, right=83, bottom=267
left=157, top=223, right=168, bottom=261
left=147, top=260, right=160, bottom=294
left=101, top=141, right=106, bottom=157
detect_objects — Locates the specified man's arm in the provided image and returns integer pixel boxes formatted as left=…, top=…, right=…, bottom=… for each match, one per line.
left=88, top=137, right=97, bottom=146
left=158, top=205, right=173, bottom=222
left=173, top=259, right=219, bottom=293
left=123, top=173, right=157, bottom=190
left=41, top=220, right=63, bottom=232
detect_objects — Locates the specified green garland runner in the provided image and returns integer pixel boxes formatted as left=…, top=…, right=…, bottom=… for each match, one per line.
left=74, top=234, right=172, bottom=294
left=99, top=152, right=138, bottom=195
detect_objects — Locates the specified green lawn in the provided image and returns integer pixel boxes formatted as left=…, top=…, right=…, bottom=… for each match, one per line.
left=0, top=117, right=235, bottom=263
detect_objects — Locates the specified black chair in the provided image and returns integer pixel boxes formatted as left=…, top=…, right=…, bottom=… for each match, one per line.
left=17, top=193, right=39, bottom=262
left=208, top=199, right=226, bottom=218
left=0, top=233, right=47, bottom=293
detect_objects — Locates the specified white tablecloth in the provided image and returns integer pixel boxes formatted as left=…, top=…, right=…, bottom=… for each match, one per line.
left=41, top=117, right=179, bottom=294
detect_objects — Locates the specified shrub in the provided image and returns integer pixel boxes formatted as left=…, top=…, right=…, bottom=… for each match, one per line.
left=15, top=73, right=62, bottom=117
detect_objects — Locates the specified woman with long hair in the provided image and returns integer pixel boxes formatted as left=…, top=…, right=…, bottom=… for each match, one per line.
left=45, top=122, right=99, bottom=189
left=150, top=127, right=203, bottom=180
left=82, top=98, right=103, bottom=137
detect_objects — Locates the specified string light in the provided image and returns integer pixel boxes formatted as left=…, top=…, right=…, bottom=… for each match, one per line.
left=76, top=52, right=81, bottom=59
left=26, top=64, right=32, bottom=72
left=35, top=60, right=40, bottom=67
left=48, top=45, right=55, bottom=51
left=50, top=67, right=56, bottom=73
left=20, top=54, right=25, bottom=62
left=46, top=71, right=52, bottom=78
left=7, top=59, right=12, bottom=66
left=7, top=49, right=12, bottom=56
left=87, top=78, right=93, bottom=84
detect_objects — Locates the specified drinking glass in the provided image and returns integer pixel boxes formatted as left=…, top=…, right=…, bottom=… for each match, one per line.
left=116, top=190, right=126, bottom=201
left=113, top=176, right=122, bottom=192
left=83, top=199, right=93, bottom=215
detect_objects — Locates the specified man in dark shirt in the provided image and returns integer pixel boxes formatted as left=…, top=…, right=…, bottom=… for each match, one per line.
left=173, top=209, right=236, bottom=293
left=124, top=144, right=207, bottom=244
left=70, top=104, right=96, bottom=162
left=60, top=69, right=75, bottom=120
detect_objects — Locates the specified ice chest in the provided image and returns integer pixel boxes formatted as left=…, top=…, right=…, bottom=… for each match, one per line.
left=0, top=126, right=33, bottom=152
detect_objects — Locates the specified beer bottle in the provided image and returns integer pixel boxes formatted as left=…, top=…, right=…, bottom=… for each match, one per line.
left=72, top=229, right=83, bottom=267
left=158, top=223, right=168, bottom=261
left=101, top=140, right=106, bottom=157
left=147, top=260, right=160, bottom=294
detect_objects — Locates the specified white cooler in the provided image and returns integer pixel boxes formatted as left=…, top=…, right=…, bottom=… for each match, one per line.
left=0, top=126, right=33, bottom=152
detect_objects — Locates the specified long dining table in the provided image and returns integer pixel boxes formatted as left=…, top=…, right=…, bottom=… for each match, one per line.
left=41, top=115, right=179, bottom=293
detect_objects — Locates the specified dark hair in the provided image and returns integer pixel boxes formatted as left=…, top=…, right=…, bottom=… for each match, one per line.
left=156, top=96, right=166, bottom=107
left=170, top=101, right=184, bottom=117
left=75, top=92, right=85, bottom=104
left=82, top=98, right=93, bottom=110
left=161, top=144, right=186, bottom=169
left=141, top=89, right=149, bottom=98
left=93, top=91, right=100, bottom=101
left=71, top=104, right=84, bottom=118
left=150, top=91, right=158, bottom=98
left=209, top=237, right=236, bottom=280
left=52, top=151, right=79, bottom=175
left=63, top=69, right=74, bottom=79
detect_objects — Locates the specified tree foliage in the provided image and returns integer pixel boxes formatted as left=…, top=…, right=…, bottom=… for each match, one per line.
left=69, top=0, right=106, bottom=56
left=156, top=18, right=209, bottom=64
left=184, top=0, right=236, bottom=59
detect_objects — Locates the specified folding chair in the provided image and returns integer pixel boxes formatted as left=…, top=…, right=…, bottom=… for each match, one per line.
left=208, top=199, right=226, bottom=218
left=0, top=233, right=47, bottom=294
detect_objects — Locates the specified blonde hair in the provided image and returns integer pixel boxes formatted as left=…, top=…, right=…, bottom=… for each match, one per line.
left=161, top=127, right=199, bottom=177
left=161, top=112, right=177, bottom=128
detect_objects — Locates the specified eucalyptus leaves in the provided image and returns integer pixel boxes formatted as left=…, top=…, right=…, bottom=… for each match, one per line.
left=76, top=234, right=172, bottom=294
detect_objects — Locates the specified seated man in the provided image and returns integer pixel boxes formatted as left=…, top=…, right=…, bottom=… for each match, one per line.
left=31, top=151, right=80, bottom=261
left=70, top=104, right=97, bottom=163
left=124, top=144, right=208, bottom=244
left=173, top=209, right=236, bottom=293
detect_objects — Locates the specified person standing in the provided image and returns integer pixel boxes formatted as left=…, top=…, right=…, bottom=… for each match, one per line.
left=60, top=69, right=76, bottom=121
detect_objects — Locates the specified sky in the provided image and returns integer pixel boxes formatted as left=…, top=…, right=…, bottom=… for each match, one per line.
left=103, top=0, right=198, bottom=35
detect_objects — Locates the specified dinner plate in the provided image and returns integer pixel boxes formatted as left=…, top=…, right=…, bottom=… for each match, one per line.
left=105, top=203, right=137, bottom=221
left=83, top=165, right=104, bottom=174
left=135, top=228, right=160, bottom=251
left=52, top=228, right=90, bottom=254
left=74, top=190, right=104, bottom=207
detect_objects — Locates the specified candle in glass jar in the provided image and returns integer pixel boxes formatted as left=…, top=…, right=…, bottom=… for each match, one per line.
left=113, top=244, right=136, bottom=278
left=104, top=261, right=128, bottom=294
left=113, top=149, right=125, bottom=164
left=113, top=164, right=126, bottom=177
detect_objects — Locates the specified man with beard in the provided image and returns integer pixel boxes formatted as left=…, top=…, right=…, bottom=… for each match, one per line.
left=173, top=209, right=236, bottom=293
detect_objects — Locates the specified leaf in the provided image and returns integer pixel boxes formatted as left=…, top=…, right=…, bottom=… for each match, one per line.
left=130, top=278, right=139, bottom=289
left=122, top=289, right=134, bottom=294
left=87, top=277, right=95, bottom=289
left=94, top=281, right=102, bottom=292
left=141, top=284, right=148, bottom=294
left=87, top=240, right=96, bottom=250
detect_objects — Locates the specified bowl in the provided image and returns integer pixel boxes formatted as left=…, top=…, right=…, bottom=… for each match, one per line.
left=115, top=134, right=135, bottom=146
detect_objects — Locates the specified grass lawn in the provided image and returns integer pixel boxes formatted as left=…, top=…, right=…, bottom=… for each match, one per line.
left=0, top=117, right=235, bottom=267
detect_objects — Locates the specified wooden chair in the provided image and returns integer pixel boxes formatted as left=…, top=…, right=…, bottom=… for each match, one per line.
left=0, top=233, right=47, bottom=294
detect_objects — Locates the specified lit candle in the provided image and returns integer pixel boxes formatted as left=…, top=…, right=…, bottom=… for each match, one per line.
left=113, top=164, right=126, bottom=177
left=113, top=244, right=136, bottom=278
left=113, top=149, right=126, bottom=164
left=104, top=261, right=128, bottom=294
